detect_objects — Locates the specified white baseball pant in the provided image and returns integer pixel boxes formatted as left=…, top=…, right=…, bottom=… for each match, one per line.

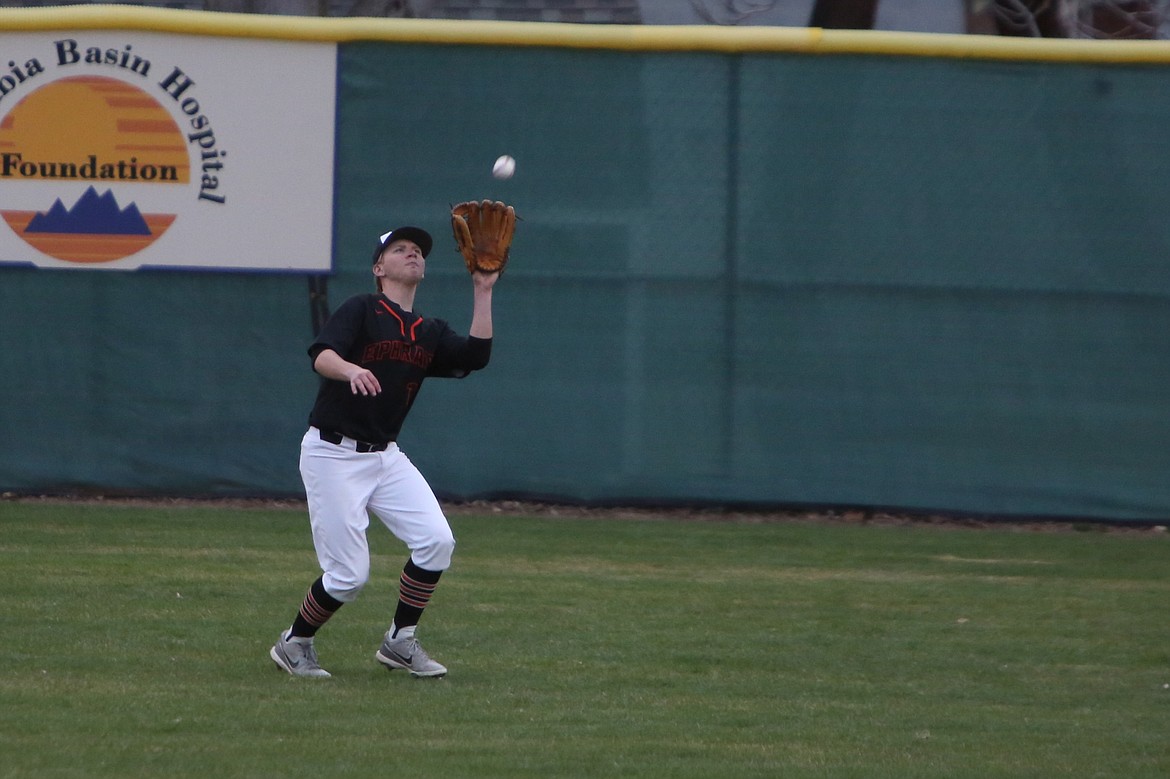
left=299, top=427, right=455, bottom=602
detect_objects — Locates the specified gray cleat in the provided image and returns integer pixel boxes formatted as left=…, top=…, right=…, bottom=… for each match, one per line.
left=375, top=633, right=447, bottom=678
left=270, top=633, right=331, bottom=678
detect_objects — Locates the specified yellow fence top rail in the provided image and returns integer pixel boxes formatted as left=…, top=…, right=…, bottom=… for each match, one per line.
left=4, top=4, right=1170, bottom=64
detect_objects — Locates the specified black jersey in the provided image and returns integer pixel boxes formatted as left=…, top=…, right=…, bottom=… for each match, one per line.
left=306, top=293, right=491, bottom=445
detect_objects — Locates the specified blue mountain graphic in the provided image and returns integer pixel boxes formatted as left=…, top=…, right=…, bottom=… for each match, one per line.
left=25, top=187, right=151, bottom=236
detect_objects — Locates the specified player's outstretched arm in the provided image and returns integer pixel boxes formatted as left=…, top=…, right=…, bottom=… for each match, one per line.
left=313, top=348, right=382, bottom=396
left=469, top=270, right=499, bottom=340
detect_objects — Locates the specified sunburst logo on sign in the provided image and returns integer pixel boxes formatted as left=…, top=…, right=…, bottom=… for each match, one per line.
left=0, top=74, right=189, bottom=263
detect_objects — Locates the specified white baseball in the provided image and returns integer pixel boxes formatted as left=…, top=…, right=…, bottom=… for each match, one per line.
left=492, top=155, right=516, bottom=180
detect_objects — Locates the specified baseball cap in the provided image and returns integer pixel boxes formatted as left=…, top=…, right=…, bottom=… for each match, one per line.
left=372, top=226, right=433, bottom=263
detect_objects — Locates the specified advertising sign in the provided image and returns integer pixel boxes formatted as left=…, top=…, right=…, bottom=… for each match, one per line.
left=0, top=32, right=336, bottom=271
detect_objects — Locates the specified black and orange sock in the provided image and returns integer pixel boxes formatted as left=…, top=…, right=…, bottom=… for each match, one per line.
left=391, top=558, right=442, bottom=637
left=289, top=576, right=344, bottom=638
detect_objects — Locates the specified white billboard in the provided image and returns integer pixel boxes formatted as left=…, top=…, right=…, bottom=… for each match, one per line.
left=0, top=32, right=336, bottom=272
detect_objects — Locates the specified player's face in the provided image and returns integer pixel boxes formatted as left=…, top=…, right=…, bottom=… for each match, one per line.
left=376, top=239, right=426, bottom=284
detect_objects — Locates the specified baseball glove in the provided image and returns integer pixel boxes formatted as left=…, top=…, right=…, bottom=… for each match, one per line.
left=451, top=200, right=517, bottom=275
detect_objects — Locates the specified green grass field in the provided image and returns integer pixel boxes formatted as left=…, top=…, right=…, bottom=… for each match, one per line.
left=1, top=501, right=1167, bottom=778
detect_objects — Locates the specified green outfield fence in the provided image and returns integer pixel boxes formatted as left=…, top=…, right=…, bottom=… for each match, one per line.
left=3, top=8, right=1170, bottom=521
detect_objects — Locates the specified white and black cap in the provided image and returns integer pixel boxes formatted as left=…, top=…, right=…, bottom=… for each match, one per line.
left=372, top=226, right=433, bottom=263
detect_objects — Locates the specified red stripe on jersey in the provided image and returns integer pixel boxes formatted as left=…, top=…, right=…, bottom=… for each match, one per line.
left=378, top=300, right=423, bottom=342
left=378, top=300, right=406, bottom=336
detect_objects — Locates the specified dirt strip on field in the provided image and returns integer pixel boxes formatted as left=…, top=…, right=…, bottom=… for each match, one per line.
left=3, top=493, right=1167, bottom=537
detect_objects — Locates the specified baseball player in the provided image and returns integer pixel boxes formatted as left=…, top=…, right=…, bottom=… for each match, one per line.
left=270, top=223, right=499, bottom=678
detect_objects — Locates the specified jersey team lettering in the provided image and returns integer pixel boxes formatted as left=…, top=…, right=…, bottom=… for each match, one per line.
left=361, top=340, right=434, bottom=369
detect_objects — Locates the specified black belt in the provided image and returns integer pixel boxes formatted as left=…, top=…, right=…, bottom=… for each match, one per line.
left=318, top=429, right=388, bottom=453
